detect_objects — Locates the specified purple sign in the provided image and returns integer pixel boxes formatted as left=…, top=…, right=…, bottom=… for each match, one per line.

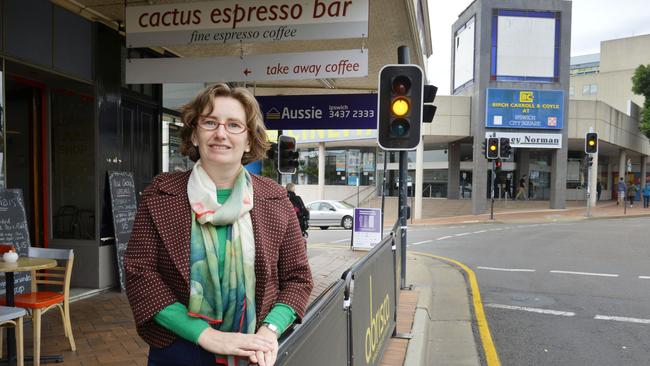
left=256, top=93, right=377, bottom=130
left=352, top=208, right=382, bottom=249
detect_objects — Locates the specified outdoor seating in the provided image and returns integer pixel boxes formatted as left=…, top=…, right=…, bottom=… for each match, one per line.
left=0, top=305, right=26, bottom=366
left=13, top=248, right=75, bottom=366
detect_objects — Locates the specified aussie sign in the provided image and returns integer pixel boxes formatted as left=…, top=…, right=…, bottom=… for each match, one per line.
left=486, top=88, right=564, bottom=130
left=126, top=0, right=369, bottom=47
left=257, top=93, right=376, bottom=129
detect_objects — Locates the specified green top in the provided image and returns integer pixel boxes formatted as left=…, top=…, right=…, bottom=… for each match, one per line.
left=153, top=188, right=296, bottom=343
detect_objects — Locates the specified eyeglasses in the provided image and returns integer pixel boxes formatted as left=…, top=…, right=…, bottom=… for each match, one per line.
left=197, top=118, right=247, bottom=134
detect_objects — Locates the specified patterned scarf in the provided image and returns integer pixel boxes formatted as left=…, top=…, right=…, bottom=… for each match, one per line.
left=187, top=160, right=256, bottom=365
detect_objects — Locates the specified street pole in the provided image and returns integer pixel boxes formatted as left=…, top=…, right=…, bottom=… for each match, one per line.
left=381, top=152, right=387, bottom=234
left=490, top=159, right=495, bottom=220
left=276, top=129, right=283, bottom=185
left=586, top=156, right=592, bottom=217
left=398, top=45, right=409, bottom=290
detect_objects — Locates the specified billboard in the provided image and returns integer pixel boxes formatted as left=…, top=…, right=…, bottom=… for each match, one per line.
left=485, top=88, right=564, bottom=130
left=257, top=93, right=376, bottom=130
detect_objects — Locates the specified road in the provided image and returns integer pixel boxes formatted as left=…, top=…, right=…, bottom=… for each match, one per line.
left=306, top=217, right=650, bottom=366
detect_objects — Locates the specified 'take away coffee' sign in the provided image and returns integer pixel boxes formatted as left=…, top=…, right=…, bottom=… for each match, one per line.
left=0, top=189, right=32, bottom=294
left=108, top=172, right=137, bottom=292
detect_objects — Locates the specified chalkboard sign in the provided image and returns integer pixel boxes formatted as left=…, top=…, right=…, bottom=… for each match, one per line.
left=108, top=171, right=137, bottom=291
left=0, top=189, right=32, bottom=294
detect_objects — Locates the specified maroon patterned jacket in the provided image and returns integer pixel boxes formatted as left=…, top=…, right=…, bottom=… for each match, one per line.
left=124, top=171, right=313, bottom=348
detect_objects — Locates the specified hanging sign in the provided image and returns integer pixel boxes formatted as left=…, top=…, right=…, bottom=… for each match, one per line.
left=126, top=49, right=367, bottom=83
left=126, top=0, right=369, bottom=47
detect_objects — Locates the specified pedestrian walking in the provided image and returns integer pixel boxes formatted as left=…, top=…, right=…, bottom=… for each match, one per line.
left=124, top=83, right=312, bottom=366
left=287, top=183, right=310, bottom=238
left=626, top=181, right=638, bottom=207
left=596, top=180, right=602, bottom=201
left=643, top=182, right=650, bottom=208
left=515, top=177, right=527, bottom=200
left=617, top=177, right=626, bottom=205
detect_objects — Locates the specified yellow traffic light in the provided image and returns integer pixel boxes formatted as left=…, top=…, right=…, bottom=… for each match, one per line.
left=391, top=97, right=410, bottom=117
left=588, top=140, right=595, bottom=146
left=489, top=145, right=497, bottom=151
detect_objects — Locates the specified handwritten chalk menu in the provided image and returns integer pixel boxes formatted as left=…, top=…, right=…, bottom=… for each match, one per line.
left=0, top=189, right=32, bottom=294
left=108, top=171, right=137, bottom=291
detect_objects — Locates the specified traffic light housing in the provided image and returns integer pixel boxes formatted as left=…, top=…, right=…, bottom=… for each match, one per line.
left=278, top=135, right=299, bottom=174
left=495, top=158, right=503, bottom=172
left=486, top=137, right=499, bottom=159
left=585, top=132, right=598, bottom=154
left=423, top=84, right=438, bottom=122
left=499, top=138, right=512, bottom=159
left=377, top=64, right=424, bottom=150
left=586, top=155, right=594, bottom=167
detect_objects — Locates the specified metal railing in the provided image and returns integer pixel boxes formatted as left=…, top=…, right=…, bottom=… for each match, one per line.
left=276, top=222, right=401, bottom=366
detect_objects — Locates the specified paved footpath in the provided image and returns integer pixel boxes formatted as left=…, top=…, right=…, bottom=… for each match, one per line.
left=30, top=200, right=650, bottom=366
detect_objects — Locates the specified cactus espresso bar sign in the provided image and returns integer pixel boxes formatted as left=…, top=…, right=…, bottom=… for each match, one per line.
left=126, top=0, right=369, bottom=48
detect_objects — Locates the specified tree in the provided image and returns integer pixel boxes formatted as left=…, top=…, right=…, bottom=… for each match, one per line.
left=631, top=64, right=650, bottom=138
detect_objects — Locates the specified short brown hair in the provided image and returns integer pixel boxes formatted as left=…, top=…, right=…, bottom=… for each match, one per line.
left=179, top=83, right=270, bottom=165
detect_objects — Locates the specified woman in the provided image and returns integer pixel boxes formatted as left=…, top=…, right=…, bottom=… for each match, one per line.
left=124, top=84, right=313, bottom=366
left=627, top=181, right=638, bottom=207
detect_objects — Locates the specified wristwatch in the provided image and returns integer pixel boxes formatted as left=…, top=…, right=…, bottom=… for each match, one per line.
left=261, top=322, right=280, bottom=338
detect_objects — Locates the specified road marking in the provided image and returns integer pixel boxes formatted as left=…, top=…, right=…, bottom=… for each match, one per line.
left=478, top=266, right=536, bottom=272
left=474, top=230, right=487, bottom=234
left=411, top=252, right=501, bottom=366
left=455, top=232, right=470, bottom=237
left=639, top=276, right=650, bottom=279
left=486, top=303, right=575, bottom=317
left=550, top=270, right=619, bottom=277
left=594, top=315, right=650, bottom=325
left=411, top=240, right=432, bottom=246
left=331, top=238, right=350, bottom=243
left=437, top=236, right=453, bottom=241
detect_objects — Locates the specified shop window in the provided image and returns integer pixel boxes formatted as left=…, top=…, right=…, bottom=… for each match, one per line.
left=569, top=86, right=575, bottom=96
left=51, top=90, right=95, bottom=240
left=162, top=116, right=193, bottom=172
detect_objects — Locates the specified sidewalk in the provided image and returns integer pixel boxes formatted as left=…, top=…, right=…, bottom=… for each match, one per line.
left=34, top=200, right=650, bottom=365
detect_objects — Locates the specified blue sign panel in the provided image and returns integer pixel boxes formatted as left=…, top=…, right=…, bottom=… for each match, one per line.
left=486, top=88, right=564, bottom=129
left=257, top=94, right=376, bottom=130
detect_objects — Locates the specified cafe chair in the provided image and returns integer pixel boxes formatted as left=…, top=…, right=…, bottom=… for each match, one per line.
left=14, top=248, right=75, bottom=366
left=0, top=305, right=26, bottom=366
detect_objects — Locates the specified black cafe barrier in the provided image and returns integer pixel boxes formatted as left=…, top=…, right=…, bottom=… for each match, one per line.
left=0, top=189, right=32, bottom=294
left=277, top=227, right=400, bottom=366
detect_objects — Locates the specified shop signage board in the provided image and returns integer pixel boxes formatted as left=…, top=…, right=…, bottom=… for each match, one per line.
left=485, top=131, right=562, bottom=149
left=257, top=93, right=376, bottom=130
left=126, top=0, right=369, bottom=47
left=352, top=208, right=382, bottom=249
left=0, top=189, right=32, bottom=294
left=486, top=88, right=564, bottom=129
left=108, top=171, right=138, bottom=292
left=126, top=49, right=367, bottom=84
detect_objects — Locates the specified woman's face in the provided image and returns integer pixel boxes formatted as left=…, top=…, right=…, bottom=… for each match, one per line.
left=192, top=96, right=250, bottom=171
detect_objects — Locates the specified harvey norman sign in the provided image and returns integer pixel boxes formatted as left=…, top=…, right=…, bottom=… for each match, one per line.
left=485, top=132, right=562, bottom=149
left=126, top=0, right=369, bottom=48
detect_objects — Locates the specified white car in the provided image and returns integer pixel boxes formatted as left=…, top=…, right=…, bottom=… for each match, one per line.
left=305, top=200, right=355, bottom=230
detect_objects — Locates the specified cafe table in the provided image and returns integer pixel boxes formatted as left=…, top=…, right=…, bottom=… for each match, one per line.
left=0, top=257, right=57, bottom=366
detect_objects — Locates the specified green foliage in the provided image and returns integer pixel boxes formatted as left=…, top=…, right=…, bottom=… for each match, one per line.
left=632, top=64, right=650, bottom=138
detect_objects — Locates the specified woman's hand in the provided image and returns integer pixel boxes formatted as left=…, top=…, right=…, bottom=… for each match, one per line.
left=197, top=327, right=274, bottom=363
left=253, top=325, right=279, bottom=366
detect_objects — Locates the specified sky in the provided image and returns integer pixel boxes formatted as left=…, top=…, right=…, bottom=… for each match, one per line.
left=427, top=0, right=650, bottom=95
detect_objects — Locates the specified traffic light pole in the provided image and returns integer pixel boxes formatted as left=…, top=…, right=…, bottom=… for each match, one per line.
left=398, top=45, right=409, bottom=290
left=490, top=159, right=495, bottom=220
left=276, top=129, right=283, bottom=184
left=586, top=153, right=592, bottom=218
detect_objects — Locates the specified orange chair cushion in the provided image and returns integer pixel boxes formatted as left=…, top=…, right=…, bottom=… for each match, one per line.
left=13, top=292, right=64, bottom=309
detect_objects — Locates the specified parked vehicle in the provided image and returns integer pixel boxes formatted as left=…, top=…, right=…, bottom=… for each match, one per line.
left=305, top=200, right=355, bottom=230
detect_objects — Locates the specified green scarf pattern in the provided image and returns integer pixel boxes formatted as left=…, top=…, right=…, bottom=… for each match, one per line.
left=187, top=161, right=256, bottom=365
